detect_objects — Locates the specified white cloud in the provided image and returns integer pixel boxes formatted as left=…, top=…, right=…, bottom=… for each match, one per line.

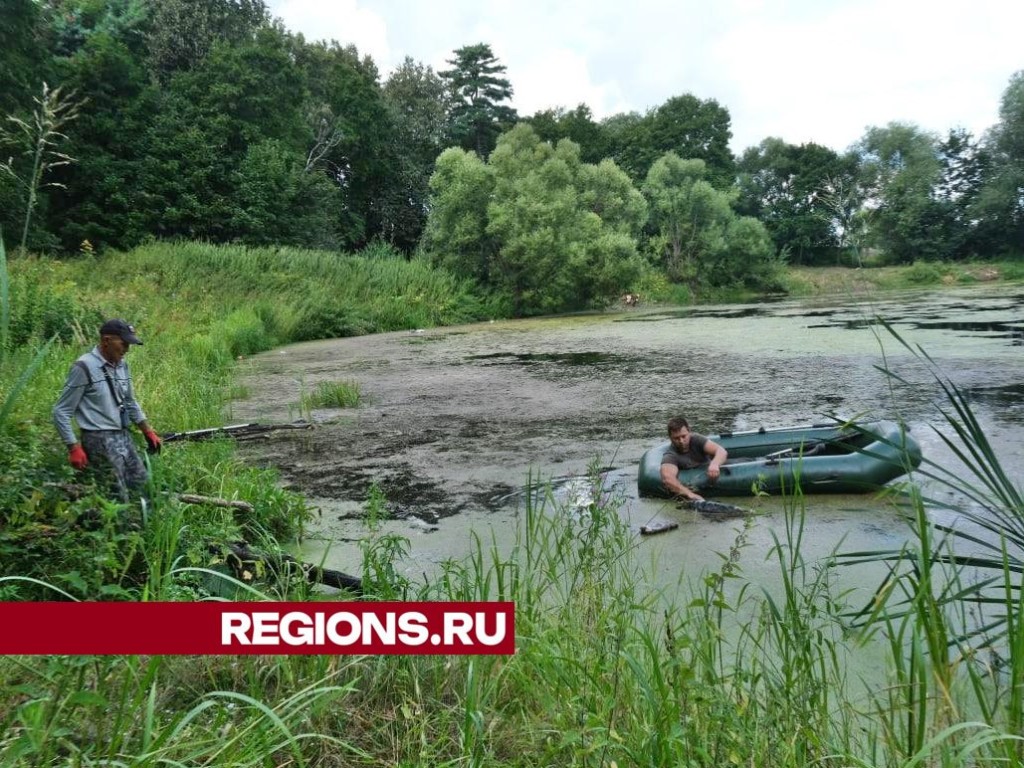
left=508, top=49, right=631, bottom=118
left=268, top=0, right=391, bottom=63
left=266, top=0, right=1024, bottom=153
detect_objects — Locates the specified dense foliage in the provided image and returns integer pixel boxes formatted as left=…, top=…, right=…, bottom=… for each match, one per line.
left=425, top=125, right=649, bottom=315
left=2, top=0, right=1020, bottom=307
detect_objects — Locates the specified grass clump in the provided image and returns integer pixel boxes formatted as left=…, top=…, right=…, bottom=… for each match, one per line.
left=302, top=379, right=363, bottom=410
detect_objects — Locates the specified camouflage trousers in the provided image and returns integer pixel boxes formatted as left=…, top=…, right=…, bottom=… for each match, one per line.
left=80, top=429, right=149, bottom=502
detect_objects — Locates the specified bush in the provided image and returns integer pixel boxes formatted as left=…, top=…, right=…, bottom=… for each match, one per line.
left=360, top=239, right=405, bottom=260
left=6, top=274, right=101, bottom=346
left=302, top=379, right=362, bottom=409
left=216, top=308, right=275, bottom=358
left=903, top=260, right=944, bottom=285
left=288, top=301, right=372, bottom=341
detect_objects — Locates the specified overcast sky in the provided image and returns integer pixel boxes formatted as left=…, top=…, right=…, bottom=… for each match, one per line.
left=265, top=0, right=1022, bottom=154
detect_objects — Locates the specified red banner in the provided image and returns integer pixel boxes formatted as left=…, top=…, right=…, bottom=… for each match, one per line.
left=0, top=601, right=515, bottom=655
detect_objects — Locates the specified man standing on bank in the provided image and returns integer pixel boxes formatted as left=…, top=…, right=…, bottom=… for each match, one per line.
left=53, top=318, right=162, bottom=501
left=660, top=416, right=728, bottom=501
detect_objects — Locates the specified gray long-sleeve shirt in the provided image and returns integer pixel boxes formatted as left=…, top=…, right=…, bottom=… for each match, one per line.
left=53, top=347, right=147, bottom=445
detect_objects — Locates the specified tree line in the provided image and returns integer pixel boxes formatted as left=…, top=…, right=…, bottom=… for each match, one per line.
left=2, top=0, right=1022, bottom=315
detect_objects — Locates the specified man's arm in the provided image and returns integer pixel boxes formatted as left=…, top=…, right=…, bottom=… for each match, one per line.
left=53, top=364, right=87, bottom=446
left=703, top=439, right=728, bottom=482
left=660, top=462, right=704, bottom=501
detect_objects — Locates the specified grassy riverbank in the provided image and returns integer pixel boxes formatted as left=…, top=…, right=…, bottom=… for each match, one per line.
left=631, top=257, right=1024, bottom=305
left=2, top=240, right=1024, bottom=765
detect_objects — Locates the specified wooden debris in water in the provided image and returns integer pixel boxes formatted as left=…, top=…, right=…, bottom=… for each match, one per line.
left=177, top=493, right=254, bottom=513
left=640, top=521, right=679, bottom=536
left=162, top=420, right=314, bottom=443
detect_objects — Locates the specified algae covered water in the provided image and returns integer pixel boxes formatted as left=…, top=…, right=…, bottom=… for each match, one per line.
left=230, top=285, right=1024, bottom=589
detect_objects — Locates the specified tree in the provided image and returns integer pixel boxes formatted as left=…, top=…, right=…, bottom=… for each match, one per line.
left=423, top=148, right=496, bottom=283
left=226, top=139, right=342, bottom=248
left=525, top=104, right=608, bottom=164
left=0, top=0, right=49, bottom=116
left=935, top=128, right=989, bottom=258
left=293, top=39, right=398, bottom=248
left=643, top=153, right=778, bottom=293
left=608, top=94, right=735, bottom=185
left=485, top=126, right=643, bottom=314
left=975, top=70, right=1024, bottom=255
left=44, top=24, right=158, bottom=251
left=816, top=164, right=867, bottom=266
left=425, top=125, right=644, bottom=315
left=145, top=0, right=268, bottom=83
left=643, top=155, right=731, bottom=284
left=382, top=57, right=453, bottom=251
left=736, top=138, right=849, bottom=264
left=440, top=43, right=518, bottom=158
left=856, top=122, right=950, bottom=263
left=139, top=26, right=310, bottom=243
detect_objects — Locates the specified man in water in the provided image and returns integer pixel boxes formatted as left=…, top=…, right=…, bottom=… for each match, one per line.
left=53, top=318, right=162, bottom=502
left=660, top=416, right=728, bottom=501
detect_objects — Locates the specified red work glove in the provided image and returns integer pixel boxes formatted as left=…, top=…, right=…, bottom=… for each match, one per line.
left=69, top=444, right=88, bottom=470
left=143, top=429, right=163, bottom=455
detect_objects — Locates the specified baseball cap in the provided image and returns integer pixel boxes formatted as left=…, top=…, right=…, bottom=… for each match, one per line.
left=99, top=318, right=143, bottom=345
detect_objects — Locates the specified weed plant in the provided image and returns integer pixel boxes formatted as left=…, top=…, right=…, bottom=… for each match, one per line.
left=301, top=379, right=363, bottom=410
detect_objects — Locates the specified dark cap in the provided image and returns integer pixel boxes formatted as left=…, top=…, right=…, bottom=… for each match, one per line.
left=99, top=318, right=143, bottom=345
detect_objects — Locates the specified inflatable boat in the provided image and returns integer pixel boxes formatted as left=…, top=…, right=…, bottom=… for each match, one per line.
left=637, top=420, right=922, bottom=498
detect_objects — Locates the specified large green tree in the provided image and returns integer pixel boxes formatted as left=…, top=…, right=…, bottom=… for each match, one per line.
left=440, top=43, right=518, bottom=158
left=226, top=138, right=342, bottom=247
left=381, top=57, right=452, bottom=251
left=643, top=153, right=777, bottom=293
left=425, top=125, right=644, bottom=315
left=423, top=148, right=496, bottom=283
left=974, top=71, right=1024, bottom=255
left=525, top=104, right=608, bottom=164
left=46, top=27, right=157, bottom=250
left=145, top=0, right=268, bottom=83
left=0, top=0, right=50, bottom=116
left=292, top=39, right=398, bottom=247
left=736, top=138, right=850, bottom=264
left=856, top=122, right=952, bottom=263
left=935, top=128, right=989, bottom=258
left=140, top=26, right=307, bottom=242
left=608, top=94, right=735, bottom=186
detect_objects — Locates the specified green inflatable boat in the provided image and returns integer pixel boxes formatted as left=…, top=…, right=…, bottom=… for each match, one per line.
left=637, top=420, right=922, bottom=498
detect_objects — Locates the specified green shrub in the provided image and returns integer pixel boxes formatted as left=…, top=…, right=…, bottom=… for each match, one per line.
left=6, top=275, right=101, bottom=345
left=216, top=308, right=275, bottom=358
left=903, top=260, right=943, bottom=285
left=360, top=238, right=404, bottom=260
left=288, top=301, right=372, bottom=341
left=302, top=379, right=362, bottom=409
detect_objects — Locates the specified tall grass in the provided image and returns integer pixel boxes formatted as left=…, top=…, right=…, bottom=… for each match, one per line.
left=3, top=415, right=1024, bottom=765
left=102, top=241, right=499, bottom=342
left=5, top=241, right=1024, bottom=765
left=834, top=325, right=1024, bottom=765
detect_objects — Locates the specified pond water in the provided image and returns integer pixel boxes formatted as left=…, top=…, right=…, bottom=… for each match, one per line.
left=230, top=284, right=1024, bottom=597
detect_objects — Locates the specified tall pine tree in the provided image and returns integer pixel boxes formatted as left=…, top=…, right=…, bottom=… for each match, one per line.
left=441, top=43, right=517, bottom=158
